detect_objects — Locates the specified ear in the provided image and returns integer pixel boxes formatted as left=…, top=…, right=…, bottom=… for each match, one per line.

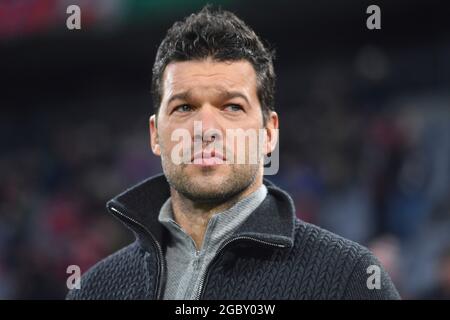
left=149, top=115, right=161, bottom=156
left=264, top=111, right=279, bottom=155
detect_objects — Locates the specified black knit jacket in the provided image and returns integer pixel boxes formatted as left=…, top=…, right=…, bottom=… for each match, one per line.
left=67, top=173, right=400, bottom=300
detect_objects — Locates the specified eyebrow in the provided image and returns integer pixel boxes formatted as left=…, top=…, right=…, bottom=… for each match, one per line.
left=167, top=91, right=191, bottom=105
left=220, top=91, right=250, bottom=105
left=166, top=90, right=250, bottom=106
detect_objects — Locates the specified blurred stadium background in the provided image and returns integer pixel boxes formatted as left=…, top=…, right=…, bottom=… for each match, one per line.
left=1, top=0, right=449, bottom=299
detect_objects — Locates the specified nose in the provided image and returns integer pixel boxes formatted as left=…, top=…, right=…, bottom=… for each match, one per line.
left=193, top=104, right=223, bottom=145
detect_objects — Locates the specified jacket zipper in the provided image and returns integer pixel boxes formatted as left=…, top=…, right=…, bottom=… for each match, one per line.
left=194, top=236, right=286, bottom=300
left=108, top=205, right=166, bottom=300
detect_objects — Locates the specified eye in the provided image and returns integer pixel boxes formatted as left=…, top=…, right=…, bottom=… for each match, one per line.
left=224, top=104, right=244, bottom=112
left=173, top=104, right=193, bottom=113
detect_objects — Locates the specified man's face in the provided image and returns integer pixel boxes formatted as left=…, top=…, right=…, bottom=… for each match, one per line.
left=150, top=59, right=277, bottom=203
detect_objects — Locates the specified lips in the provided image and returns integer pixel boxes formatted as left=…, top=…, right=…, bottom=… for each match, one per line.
left=191, top=150, right=226, bottom=166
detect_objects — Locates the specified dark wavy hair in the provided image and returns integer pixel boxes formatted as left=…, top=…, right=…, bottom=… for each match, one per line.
left=151, top=5, right=276, bottom=124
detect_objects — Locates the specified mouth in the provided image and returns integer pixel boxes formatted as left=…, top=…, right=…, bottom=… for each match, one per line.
left=191, top=150, right=226, bottom=167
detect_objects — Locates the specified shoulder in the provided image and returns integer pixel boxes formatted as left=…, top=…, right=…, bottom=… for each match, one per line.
left=293, top=219, right=368, bottom=264
left=66, top=241, right=150, bottom=300
left=290, top=219, right=401, bottom=299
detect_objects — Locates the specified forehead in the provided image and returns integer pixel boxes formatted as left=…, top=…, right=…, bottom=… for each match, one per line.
left=161, top=59, right=258, bottom=99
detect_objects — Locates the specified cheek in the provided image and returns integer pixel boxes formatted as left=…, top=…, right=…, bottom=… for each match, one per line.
left=159, top=133, right=177, bottom=152
left=155, top=126, right=174, bottom=150
left=158, top=126, right=193, bottom=162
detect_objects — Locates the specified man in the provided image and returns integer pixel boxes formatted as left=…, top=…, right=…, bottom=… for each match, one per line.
left=67, top=6, right=400, bottom=300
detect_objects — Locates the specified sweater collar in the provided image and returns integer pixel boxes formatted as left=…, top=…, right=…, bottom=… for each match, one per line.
left=106, top=173, right=296, bottom=250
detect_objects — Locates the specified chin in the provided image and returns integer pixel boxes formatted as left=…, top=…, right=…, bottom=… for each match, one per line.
left=190, top=171, right=227, bottom=186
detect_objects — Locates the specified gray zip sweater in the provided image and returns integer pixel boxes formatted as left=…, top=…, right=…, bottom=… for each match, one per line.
left=66, top=173, right=401, bottom=300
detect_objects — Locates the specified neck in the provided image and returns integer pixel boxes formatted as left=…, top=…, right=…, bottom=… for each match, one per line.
left=170, top=174, right=263, bottom=250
